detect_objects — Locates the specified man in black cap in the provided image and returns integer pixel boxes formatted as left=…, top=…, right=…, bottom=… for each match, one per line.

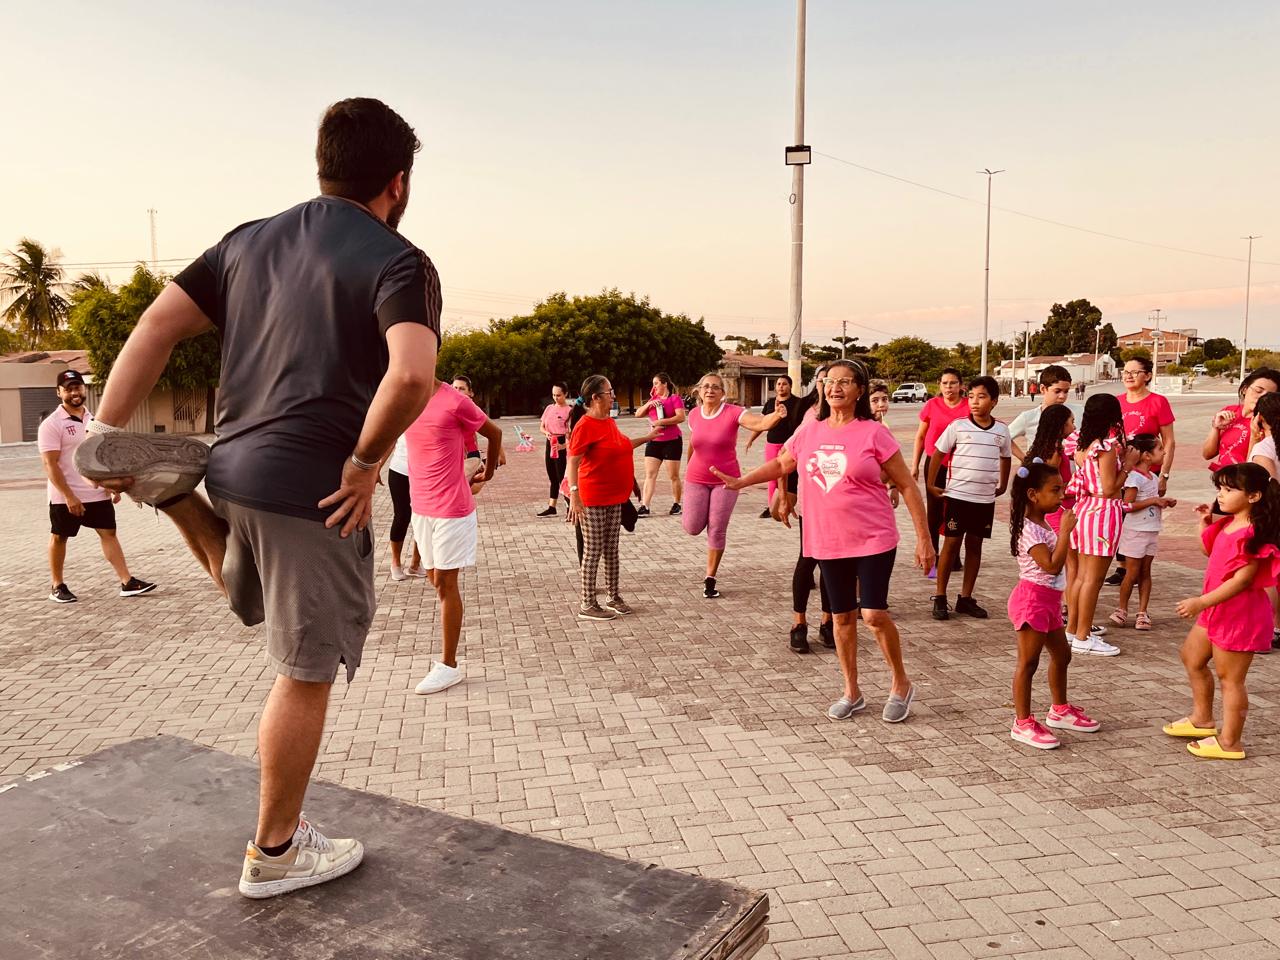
left=37, top=369, right=156, bottom=603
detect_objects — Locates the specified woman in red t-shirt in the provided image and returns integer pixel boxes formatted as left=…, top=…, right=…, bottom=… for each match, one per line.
left=1202, top=368, right=1279, bottom=472
left=909, top=369, right=968, bottom=567
left=566, top=375, right=658, bottom=621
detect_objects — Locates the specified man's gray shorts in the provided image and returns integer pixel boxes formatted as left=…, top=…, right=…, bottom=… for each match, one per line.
left=212, top=496, right=376, bottom=683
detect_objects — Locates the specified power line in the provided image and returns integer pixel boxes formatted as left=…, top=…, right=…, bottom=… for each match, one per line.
left=814, top=151, right=1280, bottom=268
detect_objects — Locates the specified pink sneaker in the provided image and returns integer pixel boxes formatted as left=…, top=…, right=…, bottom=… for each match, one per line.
left=1045, top=704, right=1101, bottom=733
left=1011, top=717, right=1060, bottom=750
left=1134, top=612, right=1152, bottom=631
left=1109, top=608, right=1128, bottom=627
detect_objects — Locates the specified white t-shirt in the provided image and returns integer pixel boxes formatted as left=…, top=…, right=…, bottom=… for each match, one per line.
left=388, top=434, right=410, bottom=475
left=1251, top=435, right=1278, bottom=475
left=1008, top=402, right=1082, bottom=445
left=933, top=417, right=1012, bottom=505
left=1123, top=469, right=1162, bottom=532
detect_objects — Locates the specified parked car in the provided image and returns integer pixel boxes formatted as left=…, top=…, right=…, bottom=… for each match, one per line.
left=892, top=382, right=929, bottom=402
left=1192, top=364, right=1208, bottom=375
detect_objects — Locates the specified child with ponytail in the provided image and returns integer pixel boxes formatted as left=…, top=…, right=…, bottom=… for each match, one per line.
left=1006, top=460, right=1099, bottom=749
left=1165, top=464, right=1280, bottom=760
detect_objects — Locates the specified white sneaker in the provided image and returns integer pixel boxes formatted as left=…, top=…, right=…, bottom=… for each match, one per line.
left=1071, top=635, right=1120, bottom=657
left=238, top=816, right=363, bottom=899
left=1090, top=623, right=1108, bottom=636
left=406, top=565, right=428, bottom=579
left=414, top=660, right=463, bottom=695
left=390, top=565, right=407, bottom=582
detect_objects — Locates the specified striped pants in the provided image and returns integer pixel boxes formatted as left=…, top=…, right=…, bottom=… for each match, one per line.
left=581, top=503, right=622, bottom=606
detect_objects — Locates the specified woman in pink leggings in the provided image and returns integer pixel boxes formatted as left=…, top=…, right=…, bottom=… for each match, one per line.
left=683, top=373, right=785, bottom=598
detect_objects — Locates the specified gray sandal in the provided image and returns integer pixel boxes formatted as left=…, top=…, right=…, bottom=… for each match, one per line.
left=827, top=695, right=866, bottom=721
left=882, top=686, right=914, bottom=723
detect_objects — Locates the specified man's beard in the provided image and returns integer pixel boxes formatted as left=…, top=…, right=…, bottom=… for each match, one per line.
left=387, top=194, right=409, bottom=229
left=65, top=395, right=85, bottom=408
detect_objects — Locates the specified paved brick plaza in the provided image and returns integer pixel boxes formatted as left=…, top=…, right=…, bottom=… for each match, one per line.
left=3, top=390, right=1279, bottom=959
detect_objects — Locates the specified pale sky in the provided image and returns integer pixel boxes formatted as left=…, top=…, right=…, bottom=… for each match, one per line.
left=5, top=1, right=1279, bottom=349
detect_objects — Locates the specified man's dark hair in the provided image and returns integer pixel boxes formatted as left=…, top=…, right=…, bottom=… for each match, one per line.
left=969, top=375, right=1000, bottom=399
left=1039, top=364, right=1071, bottom=387
left=317, top=98, right=420, bottom=203
left=451, top=374, right=473, bottom=389
left=939, top=368, right=962, bottom=382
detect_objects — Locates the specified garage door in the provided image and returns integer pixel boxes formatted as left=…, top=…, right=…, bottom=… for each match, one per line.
left=19, top=387, right=59, bottom=442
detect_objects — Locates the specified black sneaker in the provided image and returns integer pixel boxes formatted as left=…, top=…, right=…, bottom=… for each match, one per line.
left=1104, top=569, right=1125, bottom=586
left=818, top=619, right=836, bottom=649
left=669, top=503, right=682, bottom=516
left=120, top=577, right=157, bottom=597
left=49, top=583, right=77, bottom=604
left=1273, top=629, right=1280, bottom=650
left=536, top=506, right=557, bottom=518
left=759, top=508, right=772, bottom=519
left=931, top=596, right=950, bottom=621
left=955, top=595, right=988, bottom=619
left=789, top=624, right=811, bottom=654
left=636, top=505, right=650, bottom=518
left=703, top=577, right=720, bottom=599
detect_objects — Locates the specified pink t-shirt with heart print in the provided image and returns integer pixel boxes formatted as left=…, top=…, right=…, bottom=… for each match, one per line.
left=785, top=417, right=902, bottom=560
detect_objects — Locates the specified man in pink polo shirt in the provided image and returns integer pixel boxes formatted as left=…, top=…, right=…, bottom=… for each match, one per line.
left=405, top=379, right=504, bottom=695
left=38, top=369, right=155, bottom=603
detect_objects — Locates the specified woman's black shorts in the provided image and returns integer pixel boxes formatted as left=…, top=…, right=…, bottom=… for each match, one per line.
left=817, top=548, right=897, bottom=614
left=644, top=438, right=683, bottom=461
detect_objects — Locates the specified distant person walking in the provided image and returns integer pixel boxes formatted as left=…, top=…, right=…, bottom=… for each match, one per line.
left=39, top=369, right=156, bottom=603
left=537, top=382, right=573, bottom=517
left=636, top=372, right=686, bottom=517
left=682, top=373, right=783, bottom=598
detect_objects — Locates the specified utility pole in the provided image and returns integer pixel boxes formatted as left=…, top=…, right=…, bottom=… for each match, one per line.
left=978, top=169, right=1004, bottom=376
left=1242, top=235, right=1259, bottom=380
left=1022, top=319, right=1033, bottom=399
left=841, top=319, right=847, bottom=359
left=1148, top=308, right=1164, bottom=375
left=148, top=208, right=158, bottom=270
left=784, top=0, right=811, bottom=389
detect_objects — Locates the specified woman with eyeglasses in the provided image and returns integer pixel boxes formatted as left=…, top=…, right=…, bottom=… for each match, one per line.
left=682, top=372, right=785, bottom=599
left=566, top=375, right=659, bottom=621
left=1117, top=357, right=1176, bottom=496
left=1203, top=367, right=1280, bottom=472
left=716, top=360, right=934, bottom=722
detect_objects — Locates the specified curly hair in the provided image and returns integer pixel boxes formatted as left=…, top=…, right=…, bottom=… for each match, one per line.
left=1009, top=462, right=1062, bottom=558
left=1025, top=404, right=1075, bottom=465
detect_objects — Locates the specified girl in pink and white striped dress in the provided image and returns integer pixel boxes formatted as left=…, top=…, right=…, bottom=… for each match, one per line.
left=1064, top=395, right=1140, bottom=656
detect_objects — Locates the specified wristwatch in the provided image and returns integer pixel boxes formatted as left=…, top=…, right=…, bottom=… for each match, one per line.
left=1159, top=473, right=1171, bottom=479
left=569, top=484, right=580, bottom=493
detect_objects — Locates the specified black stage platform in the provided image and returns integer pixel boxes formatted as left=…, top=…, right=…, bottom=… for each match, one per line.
left=1, top=737, right=767, bottom=959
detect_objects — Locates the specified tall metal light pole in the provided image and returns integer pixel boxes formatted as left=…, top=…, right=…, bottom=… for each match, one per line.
left=1022, top=319, right=1033, bottom=398
left=1241, top=235, right=1259, bottom=380
left=785, top=0, right=811, bottom=389
left=978, top=169, right=1004, bottom=376
left=1094, top=322, right=1105, bottom=383
left=148, top=208, right=158, bottom=270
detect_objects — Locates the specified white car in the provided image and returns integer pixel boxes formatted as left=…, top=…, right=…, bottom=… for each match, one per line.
left=892, top=382, right=929, bottom=402
left=1192, top=364, right=1208, bottom=375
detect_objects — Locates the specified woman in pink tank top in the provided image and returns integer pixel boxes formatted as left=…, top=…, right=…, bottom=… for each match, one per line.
left=682, top=372, right=784, bottom=599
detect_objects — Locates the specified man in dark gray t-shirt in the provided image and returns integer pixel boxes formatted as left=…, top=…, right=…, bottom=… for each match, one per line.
left=81, top=98, right=439, bottom=899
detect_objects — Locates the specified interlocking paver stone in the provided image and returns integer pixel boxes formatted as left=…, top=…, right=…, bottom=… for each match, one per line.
left=3, top=393, right=1278, bottom=959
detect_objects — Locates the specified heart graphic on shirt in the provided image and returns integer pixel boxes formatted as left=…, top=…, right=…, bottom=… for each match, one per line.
left=806, top=450, right=847, bottom=493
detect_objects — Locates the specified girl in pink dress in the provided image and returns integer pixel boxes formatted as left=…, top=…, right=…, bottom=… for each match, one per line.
left=1165, top=463, right=1280, bottom=760
left=682, top=373, right=783, bottom=598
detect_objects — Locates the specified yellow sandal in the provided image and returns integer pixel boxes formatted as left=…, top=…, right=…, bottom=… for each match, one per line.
left=1162, top=717, right=1217, bottom=738
left=1187, top=736, right=1245, bottom=761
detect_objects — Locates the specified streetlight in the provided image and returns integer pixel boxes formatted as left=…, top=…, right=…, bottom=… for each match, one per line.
left=1241, top=235, right=1260, bottom=380
left=1093, top=322, right=1105, bottom=383
left=785, top=0, right=810, bottom=389
left=978, top=168, right=1004, bottom=377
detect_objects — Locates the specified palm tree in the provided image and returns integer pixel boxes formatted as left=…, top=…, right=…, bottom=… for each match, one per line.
left=0, top=238, right=70, bottom=346
left=71, top=271, right=111, bottom=293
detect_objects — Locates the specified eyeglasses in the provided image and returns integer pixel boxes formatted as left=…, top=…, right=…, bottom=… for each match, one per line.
left=820, top=377, right=857, bottom=388
left=594, top=390, right=616, bottom=397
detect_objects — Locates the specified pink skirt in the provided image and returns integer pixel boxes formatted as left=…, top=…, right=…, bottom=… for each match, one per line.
left=1008, top=579, right=1064, bottom=633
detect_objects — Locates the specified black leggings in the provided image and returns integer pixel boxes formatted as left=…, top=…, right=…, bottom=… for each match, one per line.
left=925, top=454, right=946, bottom=555
left=792, top=518, right=831, bottom=615
left=388, top=469, right=411, bottom=543
left=545, top=437, right=567, bottom=500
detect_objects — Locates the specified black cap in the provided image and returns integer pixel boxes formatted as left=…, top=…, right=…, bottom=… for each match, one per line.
left=56, top=369, right=85, bottom=388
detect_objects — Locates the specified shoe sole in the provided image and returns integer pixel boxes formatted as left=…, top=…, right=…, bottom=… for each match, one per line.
left=577, top=612, right=616, bottom=621
left=1011, top=731, right=1060, bottom=750
left=74, top=433, right=209, bottom=505
left=120, top=585, right=157, bottom=597
left=1045, top=718, right=1100, bottom=733
left=603, top=607, right=632, bottom=616
left=48, top=594, right=77, bottom=603
left=827, top=703, right=865, bottom=721
left=1077, top=646, right=1121, bottom=657
left=414, top=675, right=464, bottom=695
left=238, top=844, right=365, bottom=899
left=790, top=642, right=811, bottom=654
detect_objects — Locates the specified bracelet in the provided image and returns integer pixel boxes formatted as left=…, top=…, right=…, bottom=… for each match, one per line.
left=86, top=419, right=125, bottom=435
left=351, top=453, right=379, bottom=471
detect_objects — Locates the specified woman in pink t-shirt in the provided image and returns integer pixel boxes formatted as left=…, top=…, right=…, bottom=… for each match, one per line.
left=1118, top=356, right=1176, bottom=495
left=715, top=360, right=935, bottom=725
left=537, top=382, right=574, bottom=517
left=682, top=373, right=783, bottom=599
left=1202, top=367, right=1279, bottom=473
left=635, top=372, right=688, bottom=518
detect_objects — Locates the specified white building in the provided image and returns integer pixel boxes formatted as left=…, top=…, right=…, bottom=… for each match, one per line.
left=996, top=352, right=1116, bottom=388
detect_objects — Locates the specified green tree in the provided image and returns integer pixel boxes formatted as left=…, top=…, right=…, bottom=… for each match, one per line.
left=1, top=238, right=70, bottom=347
left=1179, top=347, right=1205, bottom=367
left=1120, top=346, right=1152, bottom=363
left=874, top=336, right=948, bottom=383
left=1029, top=299, right=1116, bottom=357
left=1202, top=337, right=1234, bottom=360
left=69, top=265, right=221, bottom=430
left=1205, top=358, right=1233, bottom=378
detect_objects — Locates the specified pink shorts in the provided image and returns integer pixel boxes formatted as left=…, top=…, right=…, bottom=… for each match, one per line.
left=1007, top=579, right=1064, bottom=634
